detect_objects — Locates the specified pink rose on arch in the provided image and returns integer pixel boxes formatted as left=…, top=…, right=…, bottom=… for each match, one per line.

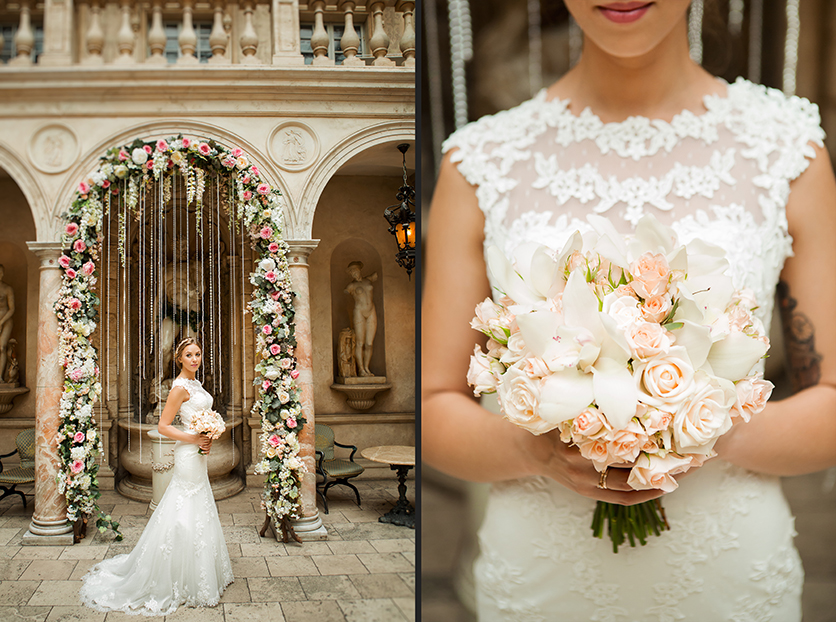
left=267, top=434, right=281, bottom=448
left=269, top=344, right=281, bottom=356
left=242, top=175, right=251, bottom=184
left=262, top=325, right=272, bottom=335
left=118, top=150, right=128, bottom=161
left=181, top=137, right=191, bottom=148
left=112, top=186, right=120, bottom=195
left=257, top=183, right=270, bottom=195
left=143, top=145, right=152, bottom=154
left=101, top=179, right=111, bottom=189
left=271, top=292, right=280, bottom=301
left=242, top=191, right=252, bottom=201
left=279, top=358, right=292, bottom=369
left=262, top=380, right=272, bottom=391
left=268, top=242, right=279, bottom=253
left=82, top=261, right=95, bottom=276
left=290, top=369, right=300, bottom=379
left=156, top=139, right=168, bottom=152
left=265, top=270, right=277, bottom=282
left=198, top=142, right=211, bottom=156
left=68, top=298, right=82, bottom=311
left=65, top=223, right=79, bottom=236
left=58, top=255, right=71, bottom=268
left=286, top=417, right=297, bottom=429
left=146, top=161, right=154, bottom=170
left=231, top=148, right=243, bottom=157
left=260, top=226, right=273, bottom=239
left=78, top=181, right=90, bottom=195
left=251, top=166, right=260, bottom=176
left=66, top=268, right=77, bottom=279
left=71, top=460, right=84, bottom=474
left=73, top=431, right=85, bottom=443
left=69, top=368, right=83, bottom=381
left=73, top=239, right=86, bottom=253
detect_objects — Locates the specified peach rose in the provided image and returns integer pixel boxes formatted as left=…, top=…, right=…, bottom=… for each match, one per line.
left=641, top=294, right=673, bottom=323
left=520, top=355, right=550, bottom=378
left=630, top=252, right=671, bottom=299
left=467, top=346, right=500, bottom=396
left=634, top=347, right=695, bottom=410
left=571, top=407, right=606, bottom=440
left=500, top=331, right=527, bottom=365
left=627, top=453, right=693, bottom=492
left=496, top=367, right=555, bottom=435
left=727, top=305, right=754, bottom=332
left=731, top=375, right=773, bottom=422
left=640, top=405, right=673, bottom=434
left=672, top=375, right=734, bottom=453
left=471, top=298, right=513, bottom=343
left=605, top=420, right=647, bottom=464
left=576, top=438, right=613, bottom=471
left=627, top=322, right=674, bottom=360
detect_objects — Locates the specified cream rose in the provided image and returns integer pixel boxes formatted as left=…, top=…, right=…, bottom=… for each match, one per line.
left=627, top=321, right=674, bottom=360
left=500, top=331, right=528, bottom=365
left=603, top=292, right=642, bottom=330
left=634, top=347, right=695, bottom=410
left=497, top=367, right=555, bottom=435
left=731, top=375, right=773, bottom=422
left=672, top=375, right=734, bottom=453
left=471, top=298, right=513, bottom=343
left=627, top=453, right=693, bottom=492
left=467, top=346, right=499, bottom=396
left=576, top=438, right=613, bottom=471
left=571, top=407, right=607, bottom=441
left=630, top=252, right=671, bottom=299
left=641, top=294, right=673, bottom=323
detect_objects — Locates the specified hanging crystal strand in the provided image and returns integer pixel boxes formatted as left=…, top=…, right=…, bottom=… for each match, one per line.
left=240, top=197, right=246, bottom=419
left=186, top=176, right=191, bottom=348
left=199, top=180, right=206, bottom=383
left=137, top=184, right=142, bottom=460
left=208, top=191, right=214, bottom=392
left=783, top=0, right=800, bottom=96
left=120, top=182, right=127, bottom=454
left=448, top=0, right=473, bottom=130
left=216, top=177, right=222, bottom=395
left=569, top=16, right=582, bottom=68
left=104, top=190, right=111, bottom=446
left=158, top=175, right=164, bottom=394
left=688, top=0, right=704, bottom=64
left=728, top=0, right=744, bottom=36
left=748, top=0, right=763, bottom=83
left=527, top=0, right=542, bottom=97
left=229, top=197, right=235, bottom=463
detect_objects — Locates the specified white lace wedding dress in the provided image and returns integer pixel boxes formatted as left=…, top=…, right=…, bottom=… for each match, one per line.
left=443, top=77, right=823, bottom=621
left=79, top=377, right=234, bottom=616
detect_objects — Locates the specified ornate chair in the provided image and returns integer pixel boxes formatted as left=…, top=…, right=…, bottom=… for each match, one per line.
left=315, top=424, right=364, bottom=514
left=0, top=428, right=36, bottom=508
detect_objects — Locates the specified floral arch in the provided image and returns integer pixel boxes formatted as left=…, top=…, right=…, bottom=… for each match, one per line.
left=56, top=134, right=304, bottom=541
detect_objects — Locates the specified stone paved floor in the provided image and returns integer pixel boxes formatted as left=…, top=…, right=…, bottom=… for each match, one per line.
left=0, top=479, right=415, bottom=622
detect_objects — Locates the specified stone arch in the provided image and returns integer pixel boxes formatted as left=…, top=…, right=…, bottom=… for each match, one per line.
left=50, top=120, right=293, bottom=237
left=292, top=120, right=414, bottom=240
left=0, top=141, right=52, bottom=241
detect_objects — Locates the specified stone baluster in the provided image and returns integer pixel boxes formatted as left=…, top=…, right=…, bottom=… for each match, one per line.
left=22, top=243, right=74, bottom=545
left=177, top=0, right=199, bottom=64
left=82, top=0, right=105, bottom=65
left=285, top=240, right=327, bottom=541
left=338, top=0, right=363, bottom=67
left=146, top=0, right=167, bottom=64
left=239, top=0, right=260, bottom=64
left=114, top=0, right=136, bottom=65
left=309, top=0, right=331, bottom=65
left=208, top=0, right=229, bottom=64
left=368, top=0, right=394, bottom=67
left=9, top=0, right=35, bottom=66
left=396, top=0, right=415, bottom=67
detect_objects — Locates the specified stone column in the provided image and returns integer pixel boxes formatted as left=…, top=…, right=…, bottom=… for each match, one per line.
left=39, top=0, right=74, bottom=66
left=272, top=0, right=304, bottom=65
left=285, top=239, right=326, bottom=540
left=23, top=242, right=74, bottom=545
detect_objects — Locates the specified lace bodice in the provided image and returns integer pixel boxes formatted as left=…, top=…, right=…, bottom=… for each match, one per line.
left=171, top=377, right=213, bottom=430
left=443, top=78, right=820, bottom=621
left=443, top=77, right=824, bottom=333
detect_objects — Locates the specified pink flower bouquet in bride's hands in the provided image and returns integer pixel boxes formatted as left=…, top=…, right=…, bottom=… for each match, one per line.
left=188, top=409, right=225, bottom=455
left=467, top=214, right=774, bottom=552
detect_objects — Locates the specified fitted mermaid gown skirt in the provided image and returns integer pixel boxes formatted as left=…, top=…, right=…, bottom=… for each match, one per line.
left=80, top=378, right=233, bottom=616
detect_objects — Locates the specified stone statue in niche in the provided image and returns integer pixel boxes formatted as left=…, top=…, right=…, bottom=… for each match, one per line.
left=5, top=339, right=19, bottom=385
left=344, top=261, right=377, bottom=377
left=282, top=129, right=306, bottom=164
left=338, top=327, right=357, bottom=378
left=0, top=265, right=15, bottom=385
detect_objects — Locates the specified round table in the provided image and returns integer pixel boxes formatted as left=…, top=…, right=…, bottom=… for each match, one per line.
left=361, top=445, right=415, bottom=529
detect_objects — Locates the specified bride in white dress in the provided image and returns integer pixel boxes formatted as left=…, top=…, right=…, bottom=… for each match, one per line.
left=80, top=338, right=234, bottom=616
left=423, top=1, right=836, bottom=620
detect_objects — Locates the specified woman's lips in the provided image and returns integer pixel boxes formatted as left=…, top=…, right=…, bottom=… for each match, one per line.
left=597, top=1, right=653, bottom=24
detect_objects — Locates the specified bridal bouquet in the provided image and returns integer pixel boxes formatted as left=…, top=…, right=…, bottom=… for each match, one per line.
left=467, top=214, right=773, bottom=552
left=188, top=409, right=225, bottom=455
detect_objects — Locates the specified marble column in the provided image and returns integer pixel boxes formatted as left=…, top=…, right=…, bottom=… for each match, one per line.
left=285, top=239, right=327, bottom=541
left=23, top=242, right=74, bottom=545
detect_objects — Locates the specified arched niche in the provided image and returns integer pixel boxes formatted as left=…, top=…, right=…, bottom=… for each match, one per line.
left=329, top=239, right=386, bottom=380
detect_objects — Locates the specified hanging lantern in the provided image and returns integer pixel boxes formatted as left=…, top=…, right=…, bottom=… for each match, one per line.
left=384, top=143, right=416, bottom=278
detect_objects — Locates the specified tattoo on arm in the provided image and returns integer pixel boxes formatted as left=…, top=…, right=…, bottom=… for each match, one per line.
left=777, top=280, right=822, bottom=392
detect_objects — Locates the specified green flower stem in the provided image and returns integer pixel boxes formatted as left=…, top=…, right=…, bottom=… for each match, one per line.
left=592, top=499, right=670, bottom=553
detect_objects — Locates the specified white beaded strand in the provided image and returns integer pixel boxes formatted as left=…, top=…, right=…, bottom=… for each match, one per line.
left=783, top=0, right=800, bottom=96
left=527, top=0, right=542, bottom=97
left=728, top=0, right=744, bottom=36
left=688, top=0, right=704, bottom=64
left=448, top=0, right=472, bottom=129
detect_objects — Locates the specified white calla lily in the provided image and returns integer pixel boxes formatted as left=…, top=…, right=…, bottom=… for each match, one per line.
left=587, top=214, right=629, bottom=268
left=668, top=320, right=712, bottom=370
left=539, top=368, right=594, bottom=424
left=629, top=214, right=677, bottom=259
left=706, top=332, right=768, bottom=380
left=591, top=357, right=638, bottom=430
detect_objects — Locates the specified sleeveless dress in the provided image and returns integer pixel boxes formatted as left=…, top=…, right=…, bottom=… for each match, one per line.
left=79, top=377, right=234, bottom=616
left=442, top=77, right=824, bottom=622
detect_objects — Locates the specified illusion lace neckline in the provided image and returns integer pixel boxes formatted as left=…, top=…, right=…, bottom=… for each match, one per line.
left=535, top=77, right=731, bottom=128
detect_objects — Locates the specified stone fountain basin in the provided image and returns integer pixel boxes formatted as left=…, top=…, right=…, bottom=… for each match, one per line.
left=117, top=417, right=244, bottom=502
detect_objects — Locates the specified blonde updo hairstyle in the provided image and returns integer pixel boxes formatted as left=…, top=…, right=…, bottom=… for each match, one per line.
left=174, top=337, right=202, bottom=368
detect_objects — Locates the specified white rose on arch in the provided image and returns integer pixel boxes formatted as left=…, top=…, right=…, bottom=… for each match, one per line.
left=131, top=148, right=148, bottom=165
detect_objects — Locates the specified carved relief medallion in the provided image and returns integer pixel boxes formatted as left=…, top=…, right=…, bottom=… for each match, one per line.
left=268, top=122, right=319, bottom=172
left=28, top=123, right=80, bottom=174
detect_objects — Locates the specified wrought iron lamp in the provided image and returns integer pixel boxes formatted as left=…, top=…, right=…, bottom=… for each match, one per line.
left=383, top=143, right=416, bottom=278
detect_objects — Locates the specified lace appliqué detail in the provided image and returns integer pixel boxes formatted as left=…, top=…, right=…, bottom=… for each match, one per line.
left=729, top=542, right=803, bottom=622
left=475, top=543, right=546, bottom=622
